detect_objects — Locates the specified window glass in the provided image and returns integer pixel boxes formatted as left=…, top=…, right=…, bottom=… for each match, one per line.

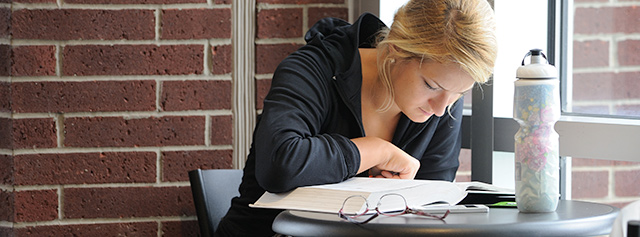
left=493, top=0, right=549, bottom=118
left=379, top=0, right=408, bottom=26
left=567, top=0, right=640, bottom=117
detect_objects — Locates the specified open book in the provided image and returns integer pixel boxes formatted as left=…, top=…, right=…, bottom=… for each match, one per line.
left=250, top=177, right=513, bottom=214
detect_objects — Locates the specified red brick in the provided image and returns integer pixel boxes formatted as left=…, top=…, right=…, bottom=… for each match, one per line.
left=572, top=157, right=614, bottom=167
left=14, top=152, right=156, bottom=185
left=256, top=78, right=272, bottom=110
left=574, top=6, right=640, bottom=34
left=0, top=44, right=10, bottom=76
left=210, top=115, right=232, bottom=145
left=615, top=105, right=640, bottom=116
left=14, top=189, right=58, bottom=222
left=615, top=170, right=640, bottom=197
left=14, top=222, right=157, bottom=236
left=64, top=116, right=205, bottom=147
left=618, top=40, right=640, bottom=66
left=458, top=149, right=471, bottom=172
left=255, top=43, right=303, bottom=74
left=573, top=40, right=609, bottom=68
left=161, top=80, right=231, bottom=111
left=0, top=189, right=13, bottom=222
left=12, top=9, right=154, bottom=40
left=572, top=71, right=640, bottom=100
left=162, top=8, right=231, bottom=39
left=63, top=45, right=204, bottom=76
left=67, top=0, right=203, bottom=3
left=162, top=149, right=233, bottom=181
left=161, top=220, right=200, bottom=237
left=308, top=7, right=349, bottom=28
left=12, top=118, right=57, bottom=149
left=13, top=0, right=56, bottom=2
left=0, top=154, right=12, bottom=185
left=211, top=44, right=232, bottom=74
left=0, top=8, right=10, bottom=37
left=257, top=8, right=303, bottom=39
left=608, top=201, right=633, bottom=210
left=455, top=174, right=471, bottom=182
left=0, top=227, right=11, bottom=237
left=572, top=170, right=609, bottom=199
left=569, top=105, right=610, bottom=115
left=613, top=160, right=640, bottom=166
left=11, top=45, right=56, bottom=76
left=64, top=186, right=194, bottom=218
left=11, top=81, right=156, bottom=113
left=0, top=81, right=9, bottom=112
left=258, top=0, right=344, bottom=3
left=0, top=117, right=11, bottom=149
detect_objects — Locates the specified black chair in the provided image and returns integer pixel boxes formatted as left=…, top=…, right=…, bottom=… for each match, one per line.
left=189, top=169, right=243, bottom=237
left=629, top=220, right=640, bottom=237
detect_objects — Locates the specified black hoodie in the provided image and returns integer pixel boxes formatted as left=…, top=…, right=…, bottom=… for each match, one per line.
left=215, top=13, right=463, bottom=236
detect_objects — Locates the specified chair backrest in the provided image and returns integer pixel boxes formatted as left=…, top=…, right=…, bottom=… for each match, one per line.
left=610, top=200, right=640, bottom=237
left=189, top=169, right=243, bottom=237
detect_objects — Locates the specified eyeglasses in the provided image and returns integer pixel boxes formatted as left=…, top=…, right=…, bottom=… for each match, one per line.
left=338, top=193, right=450, bottom=224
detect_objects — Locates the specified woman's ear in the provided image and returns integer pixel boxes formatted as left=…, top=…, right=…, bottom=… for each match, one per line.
left=386, top=43, right=400, bottom=62
left=388, top=43, right=399, bottom=54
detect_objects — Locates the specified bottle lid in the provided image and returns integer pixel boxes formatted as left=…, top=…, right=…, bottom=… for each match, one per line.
left=516, top=49, right=558, bottom=79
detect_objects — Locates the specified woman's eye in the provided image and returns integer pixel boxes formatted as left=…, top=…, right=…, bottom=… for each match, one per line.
left=425, top=81, right=439, bottom=91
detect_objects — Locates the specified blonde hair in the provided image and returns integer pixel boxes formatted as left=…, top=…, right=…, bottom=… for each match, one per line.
left=375, top=0, right=497, bottom=112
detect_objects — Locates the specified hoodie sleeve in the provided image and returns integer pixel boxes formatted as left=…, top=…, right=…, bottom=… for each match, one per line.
left=253, top=43, right=361, bottom=193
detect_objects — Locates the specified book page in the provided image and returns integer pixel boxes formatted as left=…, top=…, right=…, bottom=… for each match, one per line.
left=307, top=177, right=435, bottom=192
left=251, top=178, right=468, bottom=214
left=455, top=181, right=515, bottom=194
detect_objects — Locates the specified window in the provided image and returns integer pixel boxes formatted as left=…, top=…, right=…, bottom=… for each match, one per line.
left=362, top=0, right=640, bottom=205
left=567, top=1, right=640, bottom=117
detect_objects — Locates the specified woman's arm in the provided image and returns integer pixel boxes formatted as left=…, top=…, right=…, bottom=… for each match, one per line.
left=352, top=136, right=420, bottom=179
left=254, top=48, right=362, bottom=193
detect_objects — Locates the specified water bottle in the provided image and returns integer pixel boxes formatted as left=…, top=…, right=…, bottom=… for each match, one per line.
left=514, top=49, right=560, bottom=213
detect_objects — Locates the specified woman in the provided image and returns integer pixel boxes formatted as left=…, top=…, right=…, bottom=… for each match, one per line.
left=215, top=0, right=497, bottom=235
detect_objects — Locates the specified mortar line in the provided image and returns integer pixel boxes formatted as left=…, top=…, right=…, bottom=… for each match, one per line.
left=9, top=74, right=232, bottom=82
left=55, top=44, right=62, bottom=77
left=203, top=41, right=212, bottom=76
left=156, top=80, right=163, bottom=112
left=156, top=151, right=163, bottom=184
left=14, top=182, right=192, bottom=191
left=11, top=145, right=233, bottom=155
left=12, top=39, right=232, bottom=46
left=12, top=216, right=198, bottom=228
left=55, top=113, right=65, bottom=148
left=205, top=115, right=211, bottom=146
left=155, top=7, right=162, bottom=41
left=157, top=221, right=163, bottom=237
left=58, top=186, right=65, bottom=219
left=11, top=110, right=232, bottom=119
left=11, top=3, right=230, bottom=10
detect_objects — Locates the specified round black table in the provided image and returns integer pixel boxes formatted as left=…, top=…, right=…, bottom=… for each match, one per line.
left=272, top=200, right=619, bottom=236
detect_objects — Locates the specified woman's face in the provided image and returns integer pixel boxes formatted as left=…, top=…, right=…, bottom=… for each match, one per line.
left=389, top=59, right=475, bottom=123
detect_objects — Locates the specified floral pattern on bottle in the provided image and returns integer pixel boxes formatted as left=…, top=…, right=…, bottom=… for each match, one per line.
left=514, top=80, right=560, bottom=213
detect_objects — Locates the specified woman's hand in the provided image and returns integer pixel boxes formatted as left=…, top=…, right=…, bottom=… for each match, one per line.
left=352, top=137, right=420, bottom=179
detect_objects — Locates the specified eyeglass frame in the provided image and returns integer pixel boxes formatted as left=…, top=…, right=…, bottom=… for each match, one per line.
left=338, top=193, right=450, bottom=224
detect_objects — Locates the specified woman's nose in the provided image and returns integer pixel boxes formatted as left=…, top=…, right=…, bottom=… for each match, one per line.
left=429, top=93, right=451, bottom=117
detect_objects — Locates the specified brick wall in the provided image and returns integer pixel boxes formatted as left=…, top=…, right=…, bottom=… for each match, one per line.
left=570, top=0, right=640, bottom=208
left=0, top=0, right=347, bottom=236
left=254, top=0, right=348, bottom=109
left=572, top=0, right=640, bottom=115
